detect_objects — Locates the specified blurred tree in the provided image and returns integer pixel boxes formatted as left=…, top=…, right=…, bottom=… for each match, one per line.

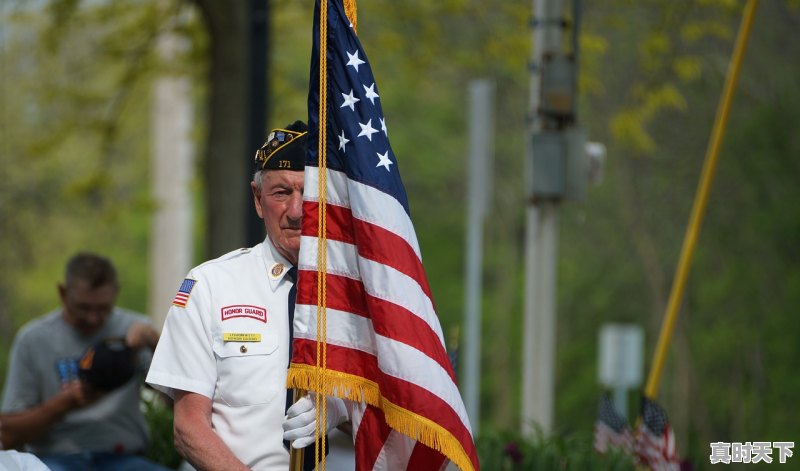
left=2, top=2, right=799, bottom=469
left=191, top=0, right=258, bottom=257
left=0, top=0, right=183, bottom=377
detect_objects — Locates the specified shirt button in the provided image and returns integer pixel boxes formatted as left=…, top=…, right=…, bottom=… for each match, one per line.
left=240, top=345, right=248, bottom=354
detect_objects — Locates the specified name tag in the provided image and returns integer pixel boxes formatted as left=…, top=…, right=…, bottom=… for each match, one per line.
left=223, top=332, right=262, bottom=342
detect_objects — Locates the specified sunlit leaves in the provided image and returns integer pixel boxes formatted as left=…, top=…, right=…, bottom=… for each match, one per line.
left=673, top=56, right=703, bottom=82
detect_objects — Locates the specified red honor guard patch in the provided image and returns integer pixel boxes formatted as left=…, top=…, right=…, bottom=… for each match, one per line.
left=221, top=305, right=267, bottom=323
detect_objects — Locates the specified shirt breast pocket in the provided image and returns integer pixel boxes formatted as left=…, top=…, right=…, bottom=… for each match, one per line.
left=212, top=332, right=284, bottom=407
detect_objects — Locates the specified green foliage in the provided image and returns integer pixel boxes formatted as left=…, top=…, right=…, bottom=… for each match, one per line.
left=142, top=393, right=182, bottom=469
left=477, top=430, right=636, bottom=471
left=0, top=0, right=193, bottom=390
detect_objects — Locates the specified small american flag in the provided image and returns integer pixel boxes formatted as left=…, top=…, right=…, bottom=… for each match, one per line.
left=171, top=278, right=196, bottom=308
left=593, top=393, right=635, bottom=454
left=635, top=395, right=680, bottom=471
left=287, top=1, right=478, bottom=470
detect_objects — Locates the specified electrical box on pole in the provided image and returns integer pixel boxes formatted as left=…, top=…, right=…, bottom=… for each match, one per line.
left=539, top=53, right=577, bottom=121
left=531, top=127, right=588, bottom=201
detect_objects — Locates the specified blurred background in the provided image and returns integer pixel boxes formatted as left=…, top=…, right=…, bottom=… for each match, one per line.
left=1, top=0, right=799, bottom=469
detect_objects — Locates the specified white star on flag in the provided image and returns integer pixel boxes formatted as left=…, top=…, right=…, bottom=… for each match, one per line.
left=346, top=50, right=365, bottom=72
left=340, top=89, right=360, bottom=111
left=358, top=119, right=378, bottom=141
left=363, top=83, right=379, bottom=104
left=376, top=151, right=393, bottom=171
left=380, top=117, right=388, bottom=136
left=338, top=130, right=350, bottom=152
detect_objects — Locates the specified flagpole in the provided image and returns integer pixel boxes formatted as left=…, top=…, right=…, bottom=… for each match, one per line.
left=314, top=0, right=331, bottom=464
left=289, top=388, right=308, bottom=471
left=643, top=0, right=759, bottom=399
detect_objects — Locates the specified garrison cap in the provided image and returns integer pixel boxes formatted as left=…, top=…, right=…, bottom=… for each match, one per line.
left=254, top=120, right=308, bottom=171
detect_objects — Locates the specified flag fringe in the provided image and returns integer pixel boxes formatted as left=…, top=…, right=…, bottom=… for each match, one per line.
left=288, top=364, right=475, bottom=471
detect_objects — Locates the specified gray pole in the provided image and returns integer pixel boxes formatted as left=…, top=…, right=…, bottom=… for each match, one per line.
left=462, top=80, right=494, bottom=434
left=522, top=0, right=566, bottom=437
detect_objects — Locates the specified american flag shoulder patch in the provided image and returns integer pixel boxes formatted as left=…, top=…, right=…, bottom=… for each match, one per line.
left=172, top=278, right=197, bottom=308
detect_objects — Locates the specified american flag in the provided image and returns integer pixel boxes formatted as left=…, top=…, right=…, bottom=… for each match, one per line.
left=593, top=393, right=635, bottom=454
left=635, top=396, right=679, bottom=471
left=171, top=278, right=196, bottom=308
left=287, top=1, right=479, bottom=470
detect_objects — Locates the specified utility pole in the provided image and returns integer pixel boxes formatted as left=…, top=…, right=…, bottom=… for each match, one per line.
left=522, top=0, right=583, bottom=436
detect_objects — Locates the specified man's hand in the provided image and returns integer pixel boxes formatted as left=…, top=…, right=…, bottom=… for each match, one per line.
left=283, top=393, right=349, bottom=449
left=125, top=322, right=159, bottom=351
left=62, top=380, right=104, bottom=409
left=0, top=380, right=104, bottom=449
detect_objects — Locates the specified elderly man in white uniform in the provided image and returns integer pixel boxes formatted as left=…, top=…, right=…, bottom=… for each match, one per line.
left=146, top=121, right=349, bottom=471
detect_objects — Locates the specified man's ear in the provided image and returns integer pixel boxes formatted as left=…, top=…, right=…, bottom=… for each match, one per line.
left=251, top=181, right=265, bottom=219
left=58, top=283, right=67, bottom=303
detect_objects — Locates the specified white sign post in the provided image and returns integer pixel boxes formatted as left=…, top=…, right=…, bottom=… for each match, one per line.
left=598, top=324, right=644, bottom=418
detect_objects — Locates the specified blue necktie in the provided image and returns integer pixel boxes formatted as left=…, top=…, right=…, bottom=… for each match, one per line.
left=286, top=266, right=298, bottom=366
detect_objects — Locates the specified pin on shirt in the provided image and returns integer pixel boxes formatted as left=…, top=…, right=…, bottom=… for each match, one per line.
left=270, top=263, right=285, bottom=279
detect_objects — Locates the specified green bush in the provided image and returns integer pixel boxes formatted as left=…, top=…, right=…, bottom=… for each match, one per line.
left=139, top=387, right=637, bottom=471
left=476, top=430, right=636, bottom=471
left=142, top=391, right=183, bottom=469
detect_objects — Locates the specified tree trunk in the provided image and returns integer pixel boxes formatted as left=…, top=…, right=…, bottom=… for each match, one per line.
left=194, top=0, right=251, bottom=258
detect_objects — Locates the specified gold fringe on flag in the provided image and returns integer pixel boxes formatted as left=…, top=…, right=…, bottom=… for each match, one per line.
left=343, top=0, right=357, bottom=33
left=288, top=365, right=476, bottom=471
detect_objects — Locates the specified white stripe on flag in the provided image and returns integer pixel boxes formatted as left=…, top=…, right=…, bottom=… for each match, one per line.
left=298, top=237, right=444, bottom=345
left=303, top=167, right=422, bottom=258
left=293, top=303, right=471, bottom=436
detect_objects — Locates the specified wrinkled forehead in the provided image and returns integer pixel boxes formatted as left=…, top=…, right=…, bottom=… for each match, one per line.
left=261, top=169, right=305, bottom=189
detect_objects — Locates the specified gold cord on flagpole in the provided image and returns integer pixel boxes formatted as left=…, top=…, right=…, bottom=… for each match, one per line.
left=315, top=0, right=330, bottom=469
left=644, top=0, right=759, bottom=399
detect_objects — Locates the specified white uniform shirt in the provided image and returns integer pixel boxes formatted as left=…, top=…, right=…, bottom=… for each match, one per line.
left=146, top=240, right=293, bottom=470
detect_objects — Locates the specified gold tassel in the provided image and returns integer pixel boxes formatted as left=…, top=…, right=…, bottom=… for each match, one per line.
left=343, top=0, right=357, bottom=34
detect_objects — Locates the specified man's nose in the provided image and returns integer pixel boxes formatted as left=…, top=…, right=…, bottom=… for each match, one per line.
left=287, top=193, right=304, bottom=220
left=84, top=311, right=104, bottom=326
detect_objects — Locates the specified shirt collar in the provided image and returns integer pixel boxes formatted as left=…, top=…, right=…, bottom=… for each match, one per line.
left=260, top=237, right=295, bottom=292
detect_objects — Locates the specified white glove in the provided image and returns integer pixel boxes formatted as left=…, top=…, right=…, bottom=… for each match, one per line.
left=282, top=393, right=349, bottom=449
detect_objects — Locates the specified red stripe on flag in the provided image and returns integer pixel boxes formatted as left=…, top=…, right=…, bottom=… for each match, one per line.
left=296, top=272, right=456, bottom=382
left=407, top=441, right=447, bottom=471
left=302, top=201, right=355, bottom=244
left=302, top=201, right=433, bottom=299
left=296, top=271, right=369, bottom=317
left=355, top=405, right=394, bottom=470
left=376, top=373, right=478, bottom=469
left=292, top=338, right=381, bottom=382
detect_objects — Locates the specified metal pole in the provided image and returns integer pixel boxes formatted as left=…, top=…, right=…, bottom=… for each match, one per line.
left=462, top=79, right=494, bottom=435
left=521, top=0, right=565, bottom=437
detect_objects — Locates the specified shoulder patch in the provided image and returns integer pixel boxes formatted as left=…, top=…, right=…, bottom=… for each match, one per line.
left=172, top=278, right=197, bottom=308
